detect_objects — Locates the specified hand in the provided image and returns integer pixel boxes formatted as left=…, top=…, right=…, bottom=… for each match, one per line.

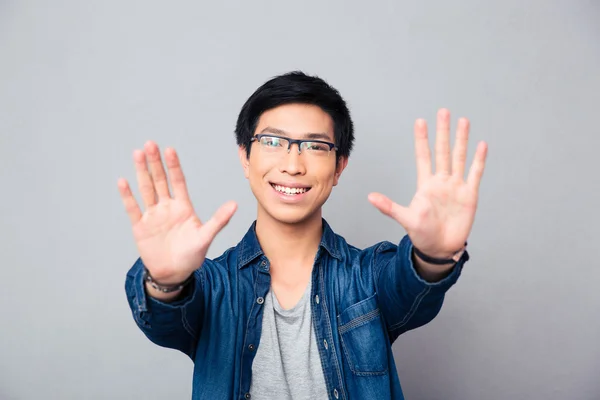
left=368, top=109, right=488, bottom=259
left=117, top=141, right=237, bottom=284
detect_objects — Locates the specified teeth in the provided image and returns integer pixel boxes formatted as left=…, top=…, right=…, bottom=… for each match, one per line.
left=273, top=185, right=308, bottom=195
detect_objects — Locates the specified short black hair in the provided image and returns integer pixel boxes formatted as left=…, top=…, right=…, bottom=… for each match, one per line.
left=235, top=71, right=354, bottom=160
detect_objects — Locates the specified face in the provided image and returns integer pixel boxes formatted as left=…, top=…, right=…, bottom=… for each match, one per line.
left=239, top=103, right=348, bottom=225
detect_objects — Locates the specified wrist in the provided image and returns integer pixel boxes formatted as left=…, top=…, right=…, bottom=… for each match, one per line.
left=143, top=267, right=193, bottom=294
left=413, top=242, right=468, bottom=265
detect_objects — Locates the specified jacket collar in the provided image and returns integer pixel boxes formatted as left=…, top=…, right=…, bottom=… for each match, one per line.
left=237, top=218, right=341, bottom=269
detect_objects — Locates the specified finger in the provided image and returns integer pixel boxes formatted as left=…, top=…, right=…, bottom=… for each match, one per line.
left=467, top=141, right=488, bottom=192
left=144, top=141, right=171, bottom=200
left=134, top=149, right=157, bottom=208
left=117, top=178, right=142, bottom=224
left=200, top=201, right=238, bottom=243
left=452, top=118, right=470, bottom=180
left=368, top=192, right=414, bottom=229
left=414, top=119, right=432, bottom=189
left=435, top=108, right=451, bottom=175
left=164, top=147, right=191, bottom=202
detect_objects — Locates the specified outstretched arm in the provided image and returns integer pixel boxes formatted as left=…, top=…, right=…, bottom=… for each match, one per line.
left=369, top=109, right=488, bottom=337
left=119, top=141, right=236, bottom=356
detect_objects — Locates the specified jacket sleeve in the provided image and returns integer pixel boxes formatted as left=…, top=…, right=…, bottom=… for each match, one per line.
left=372, top=235, right=469, bottom=343
left=124, top=257, right=205, bottom=359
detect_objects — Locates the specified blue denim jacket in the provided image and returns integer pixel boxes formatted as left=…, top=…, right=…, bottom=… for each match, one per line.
left=125, top=219, right=468, bottom=400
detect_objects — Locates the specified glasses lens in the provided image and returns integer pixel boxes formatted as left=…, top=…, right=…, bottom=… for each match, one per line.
left=259, top=136, right=287, bottom=152
left=256, top=136, right=332, bottom=157
left=303, top=142, right=331, bottom=155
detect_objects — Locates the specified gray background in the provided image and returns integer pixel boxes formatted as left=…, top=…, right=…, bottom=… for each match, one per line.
left=1, top=1, right=598, bottom=399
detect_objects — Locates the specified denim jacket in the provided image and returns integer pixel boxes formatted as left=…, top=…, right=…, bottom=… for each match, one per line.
left=125, top=219, right=468, bottom=400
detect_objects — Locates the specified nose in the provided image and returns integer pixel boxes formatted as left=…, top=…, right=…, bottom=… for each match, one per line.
left=279, top=143, right=306, bottom=175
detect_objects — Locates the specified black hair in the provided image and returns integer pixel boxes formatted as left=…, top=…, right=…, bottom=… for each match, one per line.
left=235, top=71, right=354, bottom=160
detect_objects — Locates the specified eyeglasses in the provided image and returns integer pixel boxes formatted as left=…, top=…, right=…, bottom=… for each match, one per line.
left=250, top=134, right=338, bottom=158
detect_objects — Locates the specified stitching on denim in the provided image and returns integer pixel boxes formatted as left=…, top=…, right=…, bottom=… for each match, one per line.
left=198, top=267, right=205, bottom=291
left=135, top=266, right=147, bottom=312
left=311, top=264, right=333, bottom=395
left=330, top=231, right=341, bottom=260
left=238, top=264, right=259, bottom=397
left=338, top=308, right=380, bottom=335
left=240, top=249, right=262, bottom=268
left=237, top=238, right=246, bottom=267
left=337, top=294, right=376, bottom=319
left=337, top=305, right=388, bottom=376
left=319, top=261, right=347, bottom=400
left=339, top=332, right=388, bottom=376
left=213, top=248, right=232, bottom=264
left=181, top=269, right=202, bottom=339
left=389, top=286, right=431, bottom=331
left=181, top=306, right=197, bottom=339
left=372, top=243, right=393, bottom=299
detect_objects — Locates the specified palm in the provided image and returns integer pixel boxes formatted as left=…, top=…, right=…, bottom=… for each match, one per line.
left=369, top=109, right=487, bottom=258
left=133, top=199, right=203, bottom=281
left=118, top=142, right=236, bottom=284
left=404, top=176, right=478, bottom=255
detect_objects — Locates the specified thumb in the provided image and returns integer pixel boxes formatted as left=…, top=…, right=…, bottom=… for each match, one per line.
left=200, top=201, right=238, bottom=243
left=368, top=193, right=412, bottom=229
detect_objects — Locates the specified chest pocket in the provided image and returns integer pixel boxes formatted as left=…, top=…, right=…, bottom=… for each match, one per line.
left=337, top=294, right=388, bottom=376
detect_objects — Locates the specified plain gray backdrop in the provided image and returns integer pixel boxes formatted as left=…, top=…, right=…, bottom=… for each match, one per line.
left=1, top=1, right=599, bottom=399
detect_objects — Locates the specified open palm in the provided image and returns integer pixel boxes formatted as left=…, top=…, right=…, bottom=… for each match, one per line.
left=118, top=141, right=237, bottom=284
left=369, top=109, right=488, bottom=259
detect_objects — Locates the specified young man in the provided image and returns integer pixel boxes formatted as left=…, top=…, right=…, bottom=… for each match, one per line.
left=120, top=71, right=487, bottom=400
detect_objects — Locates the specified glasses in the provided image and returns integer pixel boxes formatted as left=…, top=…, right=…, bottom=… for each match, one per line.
left=250, top=134, right=338, bottom=158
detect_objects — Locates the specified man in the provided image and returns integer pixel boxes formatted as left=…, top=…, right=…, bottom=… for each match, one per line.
left=120, top=71, right=487, bottom=400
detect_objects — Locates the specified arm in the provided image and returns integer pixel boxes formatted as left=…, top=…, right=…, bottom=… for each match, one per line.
left=145, top=277, right=186, bottom=303
left=368, top=109, right=486, bottom=340
left=413, top=249, right=460, bottom=283
left=373, top=236, right=468, bottom=341
left=125, top=258, right=205, bottom=359
left=117, top=141, right=236, bottom=358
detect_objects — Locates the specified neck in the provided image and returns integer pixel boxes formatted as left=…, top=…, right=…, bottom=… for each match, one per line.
left=255, top=209, right=323, bottom=268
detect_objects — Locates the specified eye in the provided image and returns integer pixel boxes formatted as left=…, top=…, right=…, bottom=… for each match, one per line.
left=305, top=142, right=329, bottom=152
left=261, top=136, right=282, bottom=147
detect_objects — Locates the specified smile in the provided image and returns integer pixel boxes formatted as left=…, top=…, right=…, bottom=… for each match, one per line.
left=270, top=183, right=311, bottom=195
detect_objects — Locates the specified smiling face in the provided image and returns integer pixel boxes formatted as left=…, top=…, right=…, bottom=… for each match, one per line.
left=239, top=103, right=348, bottom=225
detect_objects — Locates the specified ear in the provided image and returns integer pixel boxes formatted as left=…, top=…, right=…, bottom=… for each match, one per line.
left=333, top=156, right=348, bottom=186
left=238, top=146, right=250, bottom=179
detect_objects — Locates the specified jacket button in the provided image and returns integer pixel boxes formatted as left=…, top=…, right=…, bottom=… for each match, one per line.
left=333, top=388, right=339, bottom=399
left=257, top=297, right=264, bottom=305
left=323, top=339, right=328, bottom=350
left=245, top=393, right=251, bottom=399
left=315, top=295, right=320, bottom=304
left=248, top=344, right=255, bottom=351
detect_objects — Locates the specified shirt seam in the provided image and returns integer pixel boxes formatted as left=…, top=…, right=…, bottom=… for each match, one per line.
left=239, top=263, right=260, bottom=398
left=319, top=261, right=347, bottom=400
left=311, top=271, right=334, bottom=399
left=388, top=285, right=431, bottom=331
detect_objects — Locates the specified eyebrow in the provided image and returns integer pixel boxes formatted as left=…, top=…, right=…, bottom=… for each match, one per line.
left=259, top=126, right=333, bottom=142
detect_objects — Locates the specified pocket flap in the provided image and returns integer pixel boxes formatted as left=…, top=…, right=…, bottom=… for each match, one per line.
left=337, top=294, right=379, bottom=332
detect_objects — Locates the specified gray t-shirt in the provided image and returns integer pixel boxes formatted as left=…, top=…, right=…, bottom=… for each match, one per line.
left=249, top=279, right=329, bottom=399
